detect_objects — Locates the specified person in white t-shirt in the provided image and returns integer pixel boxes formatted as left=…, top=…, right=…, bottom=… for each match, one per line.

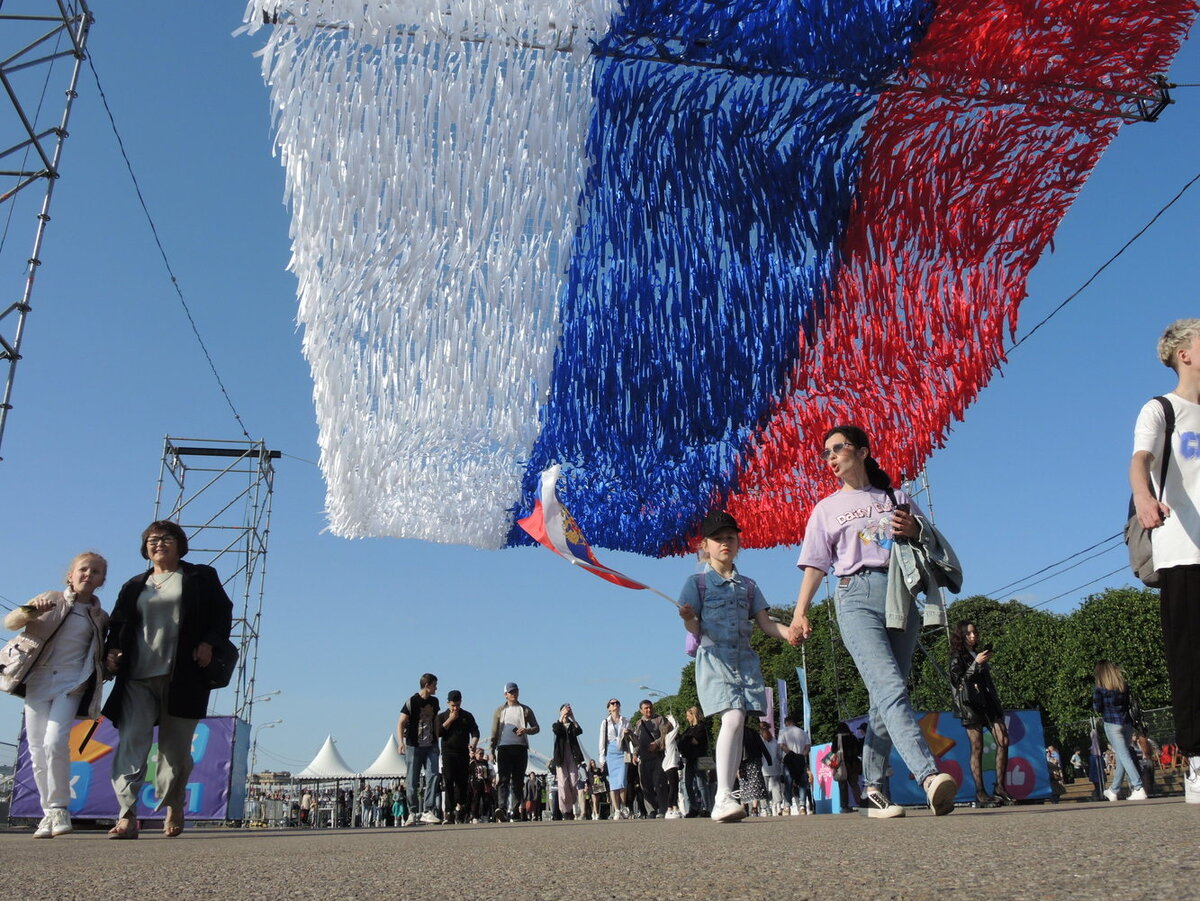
left=1130, top=318, right=1200, bottom=804
left=778, top=717, right=811, bottom=813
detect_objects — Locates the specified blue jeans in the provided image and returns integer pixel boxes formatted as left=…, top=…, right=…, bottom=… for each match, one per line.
left=1103, top=721, right=1143, bottom=792
left=836, top=569, right=939, bottom=788
left=405, top=744, right=440, bottom=814
left=782, top=752, right=809, bottom=809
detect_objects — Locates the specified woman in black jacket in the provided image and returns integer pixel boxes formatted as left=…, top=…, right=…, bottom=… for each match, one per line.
left=551, top=703, right=585, bottom=819
left=102, top=520, right=232, bottom=838
left=949, top=621, right=1011, bottom=806
left=679, top=706, right=710, bottom=817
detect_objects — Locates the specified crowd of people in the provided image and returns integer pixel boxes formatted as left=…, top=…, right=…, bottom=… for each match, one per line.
left=5, top=319, right=1200, bottom=837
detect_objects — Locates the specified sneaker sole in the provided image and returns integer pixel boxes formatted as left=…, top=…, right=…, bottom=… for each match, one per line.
left=713, top=807, right=748, bottom=823
left=927, top=777, right=957, bottom=816
left=861, top=806, right=906, bottom=818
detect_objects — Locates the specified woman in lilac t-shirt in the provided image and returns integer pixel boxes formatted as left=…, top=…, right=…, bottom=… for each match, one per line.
left=787, top=425, right=958, bottom=819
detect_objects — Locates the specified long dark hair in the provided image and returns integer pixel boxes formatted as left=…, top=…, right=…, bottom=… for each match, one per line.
left=949, top=621, right=974, bottom=657
left=824, top=424, right=895, bottom=495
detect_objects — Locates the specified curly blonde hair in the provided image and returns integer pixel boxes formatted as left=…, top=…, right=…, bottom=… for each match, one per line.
left=1157, top=319, right=1200, bottom=371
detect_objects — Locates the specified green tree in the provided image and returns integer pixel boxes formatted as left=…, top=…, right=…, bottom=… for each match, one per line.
left=1050, top=586, right=1168, bottom=750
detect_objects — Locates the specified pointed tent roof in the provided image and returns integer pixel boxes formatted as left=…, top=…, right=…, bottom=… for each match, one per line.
left=296, top=735, right=358, bottom=780
left=361, top=734, right=408, bottom=778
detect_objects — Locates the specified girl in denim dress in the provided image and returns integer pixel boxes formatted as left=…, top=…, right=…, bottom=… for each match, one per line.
left=678, top=511, right=790, bottom=823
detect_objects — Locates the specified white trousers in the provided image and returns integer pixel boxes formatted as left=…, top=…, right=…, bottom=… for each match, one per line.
left=110, top=675, right=198, bottom=819
left=24, top=691, right=81, bottom=812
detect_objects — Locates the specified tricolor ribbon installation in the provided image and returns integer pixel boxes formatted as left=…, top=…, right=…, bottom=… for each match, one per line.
left=242, top=0, right=1196, bottom=556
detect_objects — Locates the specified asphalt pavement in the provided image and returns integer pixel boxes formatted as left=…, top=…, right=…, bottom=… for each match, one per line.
left=2, top=797, right=1194, bottom=901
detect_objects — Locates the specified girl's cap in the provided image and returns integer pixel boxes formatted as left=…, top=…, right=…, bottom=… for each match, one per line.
left=700, top=511, right=740, bottom=536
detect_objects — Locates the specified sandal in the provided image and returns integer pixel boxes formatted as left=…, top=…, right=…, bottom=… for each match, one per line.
left=108, top=817, right=139, bottom=840
left=163, top=808, right=184, bottom=837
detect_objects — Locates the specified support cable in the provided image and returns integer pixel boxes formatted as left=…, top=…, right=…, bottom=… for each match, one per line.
left=980, top=531, right=1124, bottom=598
left=85, top=56, right=251, bottom=440
left=1010, top=172, right=1200, bottom=351
left=1026, top=565, right=1131, bottom=609
left=991, top=540, right=1125, bottom=599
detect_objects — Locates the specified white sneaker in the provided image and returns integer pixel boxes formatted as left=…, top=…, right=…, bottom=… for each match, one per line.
left=1103, top=789, right=1119, bottom=802
left=861, top=787, right=905, bottom=819
left=664, top=809, right=681, bottom=819
left=32, top=814, right=53, bottom=839
left=924, top=772, right=958, bottom=816
left=50, top=808, right=73, bottom=837
left=420, top=811, right=442, bottom=825
left=1128, top=787, right=1148, bottom=801
left=403, top=813, right=416, bottom=826
left=710, top=791, right=747, bottom=823
left=1186, top=758, right=1200, bottom=805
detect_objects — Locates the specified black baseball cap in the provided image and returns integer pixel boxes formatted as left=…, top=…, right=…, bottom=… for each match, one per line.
left=700, top=511, right=741, bottom=537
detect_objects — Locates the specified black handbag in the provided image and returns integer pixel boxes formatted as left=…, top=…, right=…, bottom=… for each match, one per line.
left=205, top=637, right=239, bottom=689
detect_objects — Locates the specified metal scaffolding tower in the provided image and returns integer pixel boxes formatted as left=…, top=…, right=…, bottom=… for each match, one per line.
left=0, top=1, right=92, bottom=459
left=154, top=436, right=280, bottom=726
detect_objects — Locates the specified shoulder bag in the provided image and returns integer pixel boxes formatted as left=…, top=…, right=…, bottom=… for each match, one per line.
left=1126, top=396, right=1174, bottom=587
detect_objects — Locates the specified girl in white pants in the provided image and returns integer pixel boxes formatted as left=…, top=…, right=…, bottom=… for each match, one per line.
left=1, top=552, right=109, bottom=838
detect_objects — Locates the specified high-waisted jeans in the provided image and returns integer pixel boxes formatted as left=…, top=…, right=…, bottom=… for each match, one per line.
left=836, top=569, right=939, bottom=788
left=1103, top=721, right=1143, bottom=792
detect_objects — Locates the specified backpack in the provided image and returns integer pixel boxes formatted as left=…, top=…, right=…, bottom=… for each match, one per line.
left=1126, top=396, right=1174, bottom=587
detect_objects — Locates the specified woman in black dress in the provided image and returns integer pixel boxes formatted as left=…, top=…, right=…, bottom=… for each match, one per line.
left=949, top=621, right=1012, bottom=805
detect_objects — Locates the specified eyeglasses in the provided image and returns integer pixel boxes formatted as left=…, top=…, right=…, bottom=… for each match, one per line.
left=146, top=536, right=177, bottom=545
left=819, top=441, right=855, bottom=460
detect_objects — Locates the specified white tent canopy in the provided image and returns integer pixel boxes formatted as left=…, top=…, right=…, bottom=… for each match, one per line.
left=296, top=735, right=358, bottom=780
left=361, top=735, right=407, bottom=778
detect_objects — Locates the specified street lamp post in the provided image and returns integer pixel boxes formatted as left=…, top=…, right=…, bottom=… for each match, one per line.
left=249, top=719, right=283, bottom=786
left=638, top=685, right=675, bottom=717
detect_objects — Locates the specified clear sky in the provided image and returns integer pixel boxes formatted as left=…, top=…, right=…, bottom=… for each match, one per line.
left=0, top=3, right=1196, bottom=774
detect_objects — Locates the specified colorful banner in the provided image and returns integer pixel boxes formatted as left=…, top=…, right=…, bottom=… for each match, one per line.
left=795, top=666, right=812, bottom=736
left=10, top=715, right=249, bottom=821
left=809, top=710, right=1052, bottom=813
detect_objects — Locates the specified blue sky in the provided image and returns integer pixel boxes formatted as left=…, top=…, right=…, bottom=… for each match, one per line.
left=0, top=3, right=1196, bottom=773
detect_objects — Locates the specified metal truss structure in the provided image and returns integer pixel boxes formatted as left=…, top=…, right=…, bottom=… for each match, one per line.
left=0, top=0, right=92, bottom=459
left=154, top=436, right=280, bottom=726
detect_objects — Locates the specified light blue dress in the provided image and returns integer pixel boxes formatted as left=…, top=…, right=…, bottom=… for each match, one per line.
left=679, top=565, right=768, bottom=716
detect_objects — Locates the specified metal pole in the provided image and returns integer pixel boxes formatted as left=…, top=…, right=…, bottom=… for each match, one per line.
left=0, top=2, right=92, bottom=458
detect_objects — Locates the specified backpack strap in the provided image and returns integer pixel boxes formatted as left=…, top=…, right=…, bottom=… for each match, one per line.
left=1153, top=395, right=1175, bottom=501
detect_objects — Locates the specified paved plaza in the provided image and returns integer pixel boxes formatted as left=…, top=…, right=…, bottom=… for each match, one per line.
left=2, top=797, right=1194, bottom=901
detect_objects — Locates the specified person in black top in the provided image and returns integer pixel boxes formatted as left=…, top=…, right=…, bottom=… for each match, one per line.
left=949, top=621, right=1012, bottom=806
left=439, top=689, right=480, bottom=824
left=679, top=706, right=710, bottom=817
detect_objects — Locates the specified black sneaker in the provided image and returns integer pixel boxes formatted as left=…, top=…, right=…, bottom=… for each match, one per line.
left=860, top=787, right=905, bottom=819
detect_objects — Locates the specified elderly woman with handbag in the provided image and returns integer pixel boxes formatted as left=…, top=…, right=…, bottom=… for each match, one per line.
left=102, top=520, right=233, bottom=839
left=0, top=552, right=110, bottom=838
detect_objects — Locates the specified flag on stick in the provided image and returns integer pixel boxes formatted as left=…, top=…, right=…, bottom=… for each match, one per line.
left=518, top=466, right=678, bottom=606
